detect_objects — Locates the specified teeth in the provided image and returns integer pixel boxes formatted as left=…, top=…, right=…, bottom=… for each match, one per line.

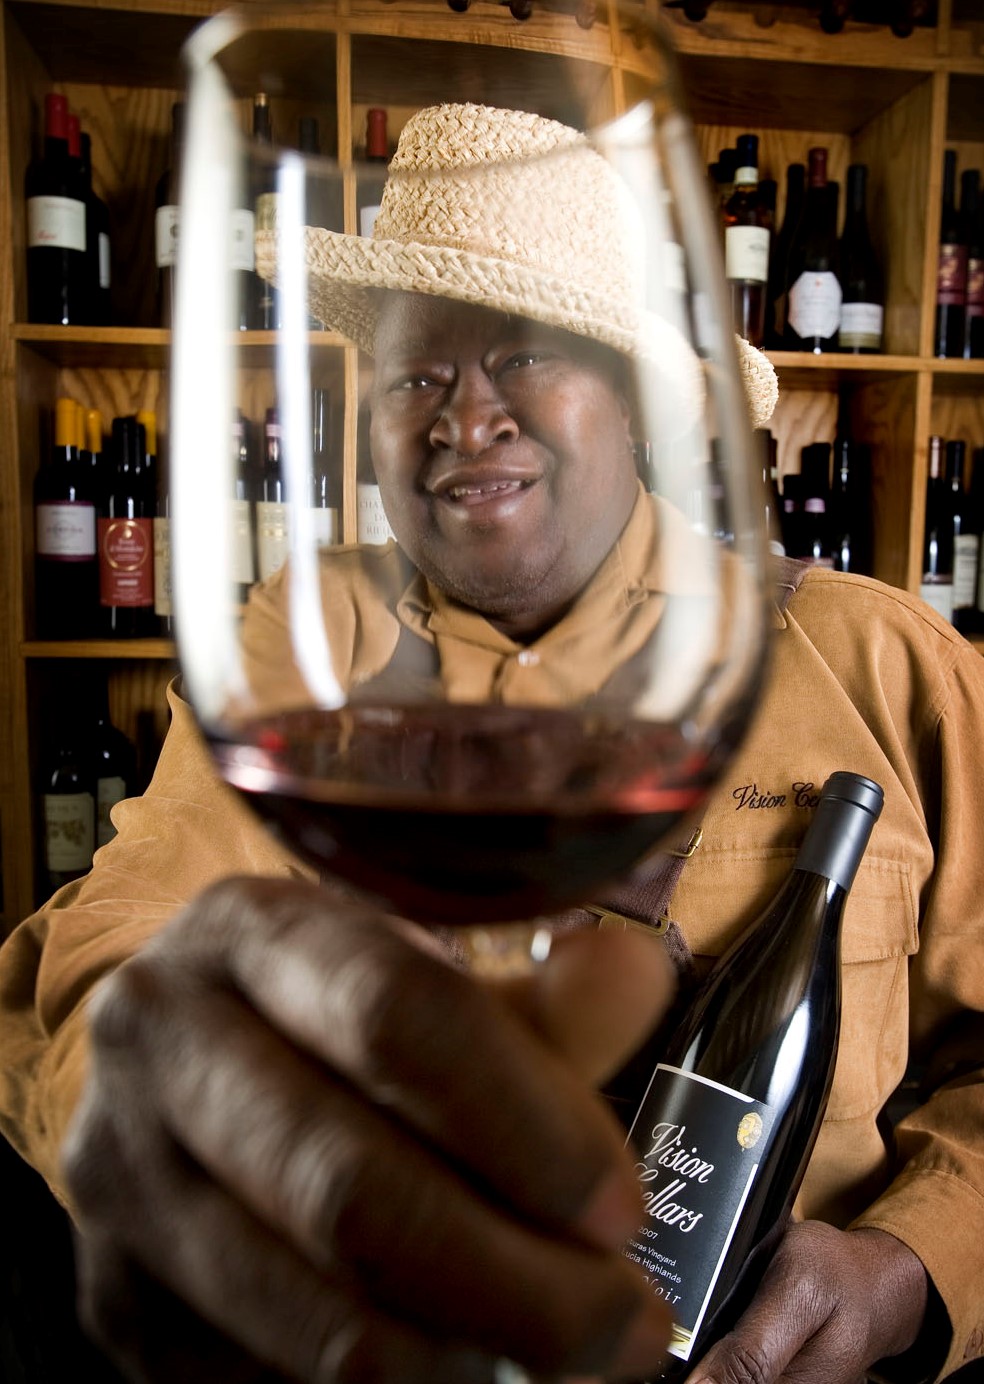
left=448, top=481, right=519, bottom=498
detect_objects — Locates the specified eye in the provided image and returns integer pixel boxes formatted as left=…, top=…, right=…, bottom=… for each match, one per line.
left=502, top=350, right=546, bottom=371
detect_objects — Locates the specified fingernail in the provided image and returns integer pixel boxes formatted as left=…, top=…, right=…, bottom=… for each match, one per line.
left=610, top=1299, right=674, bottom=1378
left=575, top=1168, right=641, bottom=1250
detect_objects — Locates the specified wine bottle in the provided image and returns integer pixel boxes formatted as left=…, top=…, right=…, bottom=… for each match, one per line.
left=778, top=471, right=804, bottom=559
left=81, top=406, right=106, bottom=506
left=829, top=405, right=873, bottom=575
left=228, top=100, right=259, bottom=331
left=624, top=771, right=884, bottom=1377
left=25, top=92, right=88, bottom=325
left=92, top=678, right=137, bottom=850
left=155, top=101, right=185, bottom=329
left=785, top=148, right=841, bottom=353
left=753, top=428, right=783, bottom=556
left=961, top=169, right=982, bottom=360
left=970, top=448, right=984, bottom=635
left=934, top=150, right=967, bottom=359
left=919, top=435, right=954, bottom=622
left=714, top=146, right=737, bottom=220
left=837, top=164, right=883, bottom=354
left=98, top=415, right=157, bottom=636
left=765, top=162, right=805, bottom=347
left=249, top=93, right=281, bottom=330
left=78, top=131, right=111, bottom=325
left=141, top=409, right=171, bottom=635
left=256, top=406, right=291, bottom=581
left=298, top=115, right=342, bottom=317
left=356, top=401, right=396, bottom=545
left=947, top=438, right=976, bottom=630
left=231, top=409, right=257, bottom=604
left=723, top=133, right=771, bottom=347
left=819, top=0, right=851, bottom=33
left=40, top=710, right=96, bottom=893
left=310, top=385, right=339, bottom=548
left=358, top=108, right=389, bottom=239
left=34, top=396, right=99, bottom=639
left=798, top=442, right=834, bottom=567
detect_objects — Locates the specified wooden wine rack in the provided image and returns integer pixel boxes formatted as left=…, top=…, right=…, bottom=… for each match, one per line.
left=0, top=0, right=982, bottom=931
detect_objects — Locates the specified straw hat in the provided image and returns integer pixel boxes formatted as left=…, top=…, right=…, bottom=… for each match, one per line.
left=255, top=102, right=778, bottom=428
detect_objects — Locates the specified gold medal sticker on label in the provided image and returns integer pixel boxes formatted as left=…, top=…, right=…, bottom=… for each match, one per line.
left=102, top=518, right=151, bottom=571
left=736, top=1111, right=763, bottom=1150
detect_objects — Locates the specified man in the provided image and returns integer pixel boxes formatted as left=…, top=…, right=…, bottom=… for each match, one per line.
left=2, top=102, right=983, bottom=1384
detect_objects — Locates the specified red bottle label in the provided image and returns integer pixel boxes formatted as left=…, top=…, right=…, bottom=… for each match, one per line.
left=966, top=256, right=983, bottom=313
left=98, top=516, right=154, bottom=606
left=937, top=243, right=968, bottom=307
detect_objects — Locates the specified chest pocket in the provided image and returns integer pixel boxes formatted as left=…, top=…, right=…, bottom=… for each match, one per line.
left=680, top=848, right=918, bottom=1123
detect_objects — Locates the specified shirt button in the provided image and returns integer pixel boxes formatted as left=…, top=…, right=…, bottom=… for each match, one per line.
left=516, top=650, right=539, bottom=668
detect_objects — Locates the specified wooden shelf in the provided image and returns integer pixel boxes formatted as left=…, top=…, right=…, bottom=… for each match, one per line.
left=12, top=325, right=348, bottom=368
left=22, top=640, right=177, bottom=660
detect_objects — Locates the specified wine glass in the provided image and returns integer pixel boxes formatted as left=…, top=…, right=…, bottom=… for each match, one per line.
left=170, top=0, right=776, bottom=974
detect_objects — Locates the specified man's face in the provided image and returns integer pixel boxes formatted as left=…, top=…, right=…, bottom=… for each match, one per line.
left=369, top=293, right=639, bottom=639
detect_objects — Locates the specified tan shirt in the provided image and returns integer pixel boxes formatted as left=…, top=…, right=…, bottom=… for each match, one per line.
left=2, top=491, right=983, bottom=1377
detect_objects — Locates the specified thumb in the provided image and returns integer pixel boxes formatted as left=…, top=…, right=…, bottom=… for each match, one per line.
left=501, top=926, right=677, bottom=1086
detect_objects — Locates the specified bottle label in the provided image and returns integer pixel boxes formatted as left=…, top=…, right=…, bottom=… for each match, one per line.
left=27, top=195, right=86, bottom=253
left=230, top=208, right=256, bottom=272
left=99, top=231, right=111, bottom=289
left=838, top=302, right=883, bottom=350
left=725, top=225, right=770, bottom=284
left=231, top=498, right=256, bottom=586
left=36, top=501, right=96, bottom=559
left=359, top=203, right=381, bottom=239
left=937, top=244, right=968, bottom=306
left=966, top=256, right=984, bottom=311
left=256, top=191, right=279, bottom=232
left=311, top=505, right=339, bottom=547
left=97, top=776, right=127, bottom=848
left=624, top=1064, right=775, bottom=1362
left=357, top=483, right=395, bottom=545
left=256, top=500, right=291, bottom=580
left=155, top=205, right=180, bottom=268
left=919, top=577, right=955, bottom=623
left=44, top=791, right=94, bottom=872
left=153, top=515, right=172, bottom=618
left=788, top=272, right=842, bottom=340
left=98, top=517, right=154, bottom=607
left=953, top=534, right=979, bottom=611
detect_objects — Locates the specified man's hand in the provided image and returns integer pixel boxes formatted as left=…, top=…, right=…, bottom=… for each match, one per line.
left=61, top=876, right=676, bottom=1383
left=685, top=1220, right=929, bottom=1384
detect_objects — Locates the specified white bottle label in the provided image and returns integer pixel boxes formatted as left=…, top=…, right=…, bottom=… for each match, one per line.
left=155, top=205, right=179, bottom=269
left=953, top=534, right=979, bottom=611
left=357, top=483, right=395, bottom=545
left=231, top=498, right=256, bottom=586
left=97, top=776, right=127, bottom=848
left=27, top=195, right=86, bottom=253
left=311, top=506, right=339, bottom=547
left=99, top=231, right=111, bottom=289
left=624, top=1064, right=775, bottom=1363
left=44, top=791, right=94, bottom=872
left=838, top=302, right=883, bottom=350
left=37, top=502, right=97, bottom=559
left=256, top=500, right=291, bottom=580
left=229, top=207, right=256, bottom=272
left=725, top=225, right=770, bottom=284
left=788, top=271, right=842, bottom=340
left=360, top=203, right=381, bottom=239
left=153, top=515, right=172, bottom=617
left=919, top=578, right=955, bottom=623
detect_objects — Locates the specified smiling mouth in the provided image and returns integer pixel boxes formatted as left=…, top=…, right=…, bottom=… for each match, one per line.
left=443, top=479, right=534, bottom=505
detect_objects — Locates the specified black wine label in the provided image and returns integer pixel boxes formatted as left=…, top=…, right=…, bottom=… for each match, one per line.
left=624, top=1064, right=775, bottom=1361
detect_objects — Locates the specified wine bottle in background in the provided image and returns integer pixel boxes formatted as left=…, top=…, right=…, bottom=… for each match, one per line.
left=298, top=115, right=341, bottom=325
left=961, top=169, right=983, bottom=360
left=40, top=711, right=96, bottom=893
left=34, top=396, right=99, bottom=639
left=155, top=101, right=185, bottom=329
left=779, top=472, right=804, bottom=559
left=80, top=406, right=106, bottom=506
left=256, top=406, right=291, bottom=581
left=358, top=107, right=389, bottom=238
left=785, top=148, right=841, bottom=353
left=144, top=409, right=172, bottom=635
left=934, top=150, right=967, bottom=358
left=837, top=164, right=883, bottom=354
left=79, top=132, right=111, bottom=325
left=714, top=146, right=736, bottom=219
left=231, top=409, right=257, bottom=603
left=947, top=438, right=976, bottom=631
left=623, top=771, right=884, bottom=1377
left=920, top=435, right=954, bottom=622
left=98, top=415, right=157, bottom=636
left=798, top=442, right=834, bottom=567
left=356, top=401, right=396, bottom=544
left=758, top=178, right=777, bottom=232
left=25, top=92, right=88, bottom=324
left=766, top=161, right=805, bottom=347
left=228, top=100, right=259, bottom=331
left=92, top=678, right=137, bottom=850
left=819, top=0, right=851, bottom=33
left=754, top=428, right=784, bottom=555
left=310, top=385, right=339, bottom=548
left=250, top=93, right=281, bottom=329
left=970, top=448, right=984, bottom=634
left=829, top=404, right=873, bottom=575
left=723, top=133, right=770, bottom=347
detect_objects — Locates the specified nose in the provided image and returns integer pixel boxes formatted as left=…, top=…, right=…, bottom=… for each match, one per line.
left=429, top=365, right=519, bottom=457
